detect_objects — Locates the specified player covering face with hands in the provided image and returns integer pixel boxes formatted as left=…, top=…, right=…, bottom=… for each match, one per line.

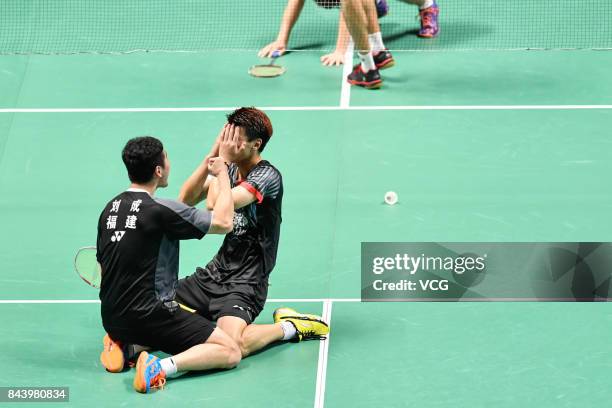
left=177, top=107, right=330, bottom=362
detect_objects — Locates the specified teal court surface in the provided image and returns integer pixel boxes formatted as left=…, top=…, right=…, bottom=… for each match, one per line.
left=2, top=7, right=612, bottom=407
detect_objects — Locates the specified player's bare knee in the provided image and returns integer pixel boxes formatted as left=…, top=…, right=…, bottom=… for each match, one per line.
left=219, top=335, right=242, bottom=368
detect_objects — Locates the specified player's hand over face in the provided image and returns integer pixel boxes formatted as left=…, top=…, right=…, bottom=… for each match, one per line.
left=219, top=124, right=246, bottom=162
left=207, top=125, right=227, bottom=158
left=258, top=41, right=286, bottom=58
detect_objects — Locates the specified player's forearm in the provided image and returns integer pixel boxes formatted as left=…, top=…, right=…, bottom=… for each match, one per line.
left=211, top=170, right=234, bottom=232
left=206, top=177, right=218, bottom=210
left=178, top=156, right=210, bottom=206
left=277, top=0, right=305, bottom=43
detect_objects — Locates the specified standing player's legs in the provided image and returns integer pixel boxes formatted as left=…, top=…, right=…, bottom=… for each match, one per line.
left=364, top=0, right=395, bottom=69
left=343, top=0, right=383, bottom=89
left=343, top=0, right=371, bottom=57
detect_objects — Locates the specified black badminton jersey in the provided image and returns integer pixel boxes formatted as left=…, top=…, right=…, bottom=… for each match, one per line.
left=96, top=189, right=211, bottom=325
left=202, top=160, right=283, bottom=284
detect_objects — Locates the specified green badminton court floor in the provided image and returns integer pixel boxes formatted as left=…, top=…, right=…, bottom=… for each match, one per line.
left=1, top=46, right=612, bottom=407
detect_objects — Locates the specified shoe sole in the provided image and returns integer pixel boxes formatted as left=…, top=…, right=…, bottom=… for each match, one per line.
left=133, top=352, right=149, bottom=393
left=377, top=59, right=395, bottom=70
left=418, top=29, right=440, bottom=38
left=100, top=334, right=125, bottom=373
left=284, top=318, right=330, bottom=340
left=347, top=79, right=382, bottom=89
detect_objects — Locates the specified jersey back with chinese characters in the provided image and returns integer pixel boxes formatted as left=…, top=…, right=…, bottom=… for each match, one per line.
left=203, top=160, right=283, bottom=284
left=96, top=189, right=211, bottom=327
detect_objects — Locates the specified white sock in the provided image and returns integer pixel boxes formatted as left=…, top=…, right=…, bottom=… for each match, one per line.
left=420, top=0, right=434, bottom=10
left=159, top=357, right=178, bottom=376
left=281, top=320, right=297, bottom=340
left=368, top=32, right=385, bottom=53
left=358, top=52, right=376, bottom=72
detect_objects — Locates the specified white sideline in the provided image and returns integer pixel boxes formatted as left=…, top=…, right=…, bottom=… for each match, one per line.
left=314, top=299, right=333, bottom=408
left=339, top=40, right=354, bottom=108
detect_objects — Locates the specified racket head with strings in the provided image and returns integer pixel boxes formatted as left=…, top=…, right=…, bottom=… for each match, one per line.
left=74, top=246, right=102, bottom=288
left=249, top=64, right=286, bottom=78
left=249, top=50, right=285, bottom=78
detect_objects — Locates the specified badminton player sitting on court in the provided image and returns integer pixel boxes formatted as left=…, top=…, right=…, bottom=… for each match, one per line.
left=259, top=0, right=390, bottom=66
left=97, top=136, right=243, bottom=393
left=177, top=107, right=330, bottom=358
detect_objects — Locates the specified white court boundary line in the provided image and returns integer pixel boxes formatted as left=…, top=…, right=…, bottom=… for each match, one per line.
left=339, top=40, right=354, bottom=108
left=314, top=300, right=333, bottom=408
left=1, top=105, right=612, bottom=113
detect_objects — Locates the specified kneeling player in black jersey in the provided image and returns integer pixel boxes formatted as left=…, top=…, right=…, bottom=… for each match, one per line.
left=98, top=135, right=242, bottom=393
left=177, top=107, right=330, bottom=357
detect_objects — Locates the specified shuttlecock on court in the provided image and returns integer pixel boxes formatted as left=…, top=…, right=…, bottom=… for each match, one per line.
left=384, top=191, right=398, bottom=205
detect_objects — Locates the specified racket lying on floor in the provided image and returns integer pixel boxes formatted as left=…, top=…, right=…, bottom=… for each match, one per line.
left=249, top=50, right=286, bottom=78
left=74, top=246, right=196, bottom=312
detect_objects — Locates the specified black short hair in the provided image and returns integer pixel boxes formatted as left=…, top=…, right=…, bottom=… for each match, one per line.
left=226, top=107, right=273, bottom=153
left=121, top=136, right=165, bottom=184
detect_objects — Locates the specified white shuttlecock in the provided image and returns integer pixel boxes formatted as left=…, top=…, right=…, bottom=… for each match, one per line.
left=384, top=191, right=398, bottom=205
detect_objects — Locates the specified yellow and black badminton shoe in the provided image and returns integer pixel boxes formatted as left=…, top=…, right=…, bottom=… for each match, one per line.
left=273, top=307, right=322, bottom=323
left=284, top=318, right=330, bottom=341
left=273, top=307, right=330, bottom=341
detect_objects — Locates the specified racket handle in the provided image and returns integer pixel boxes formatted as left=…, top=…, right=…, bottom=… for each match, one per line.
left=271, top=50, right=281, bottom=58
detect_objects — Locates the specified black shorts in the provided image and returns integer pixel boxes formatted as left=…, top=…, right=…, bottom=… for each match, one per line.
left=176, top=268, right=268, bottom=325
left=314, top=0, right=341, bottom=9
left=103, top=304, right=216, bottom=355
